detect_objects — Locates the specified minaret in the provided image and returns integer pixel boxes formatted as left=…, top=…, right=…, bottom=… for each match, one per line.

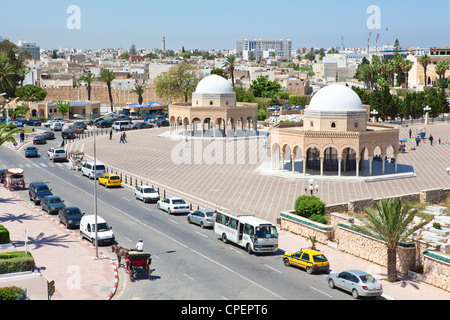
left=162, top=37, right=166, bottom=53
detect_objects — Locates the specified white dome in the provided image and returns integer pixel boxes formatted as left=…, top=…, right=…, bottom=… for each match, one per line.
left=195, top=75, right=233, bottom=94
left=309, top=84, right=363, bottom=112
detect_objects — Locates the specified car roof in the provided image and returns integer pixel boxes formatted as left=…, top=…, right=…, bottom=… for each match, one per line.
left=297, top=249, right=324, bottom=255
left=31, top=181, right=48, bottom=186
left=81, top=215, right=106, bottom=223
left=344, top=270, right=371, bottom=276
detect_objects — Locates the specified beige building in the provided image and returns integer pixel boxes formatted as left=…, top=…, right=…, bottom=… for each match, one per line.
left=169, top=75, right=258, bottom=137
left=269, top=84, right=400, bottom=177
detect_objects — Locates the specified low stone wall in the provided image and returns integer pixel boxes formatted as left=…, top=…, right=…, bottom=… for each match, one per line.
left=280, top=211, right=332, bottom=245
left=422, top=251, right=450, bottom=292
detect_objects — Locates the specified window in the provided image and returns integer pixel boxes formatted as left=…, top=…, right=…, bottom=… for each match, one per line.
left=310, top=121, right=314, bottom=127
left=210, top=101, right=213, bottom=106
left=355, top=122, right=359, bottom=128
left=331, top=122, right=336, bottom=128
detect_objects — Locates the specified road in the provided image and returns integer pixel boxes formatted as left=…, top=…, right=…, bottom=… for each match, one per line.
left=0, top=129, right=355, bottom=301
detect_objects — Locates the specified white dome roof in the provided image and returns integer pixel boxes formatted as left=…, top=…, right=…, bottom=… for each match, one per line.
left=195, top=75, right=233, bottom=94
left=309, top=84, right=363, bottom=112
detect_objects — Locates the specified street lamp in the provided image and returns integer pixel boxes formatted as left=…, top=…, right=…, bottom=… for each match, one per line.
left=423, top=105, right=431, bottom=125
left=305, top=179, right=319, bottom=195
left=370, top=109, right=378, bottom=123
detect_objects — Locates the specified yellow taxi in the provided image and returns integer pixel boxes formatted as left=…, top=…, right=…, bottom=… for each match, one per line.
left=98, top=174, right=121, bottom=188
left=283, top=249, right=330, bottom=274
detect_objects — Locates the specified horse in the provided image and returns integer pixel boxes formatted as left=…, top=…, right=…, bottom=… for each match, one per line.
left=111, top=244, right=130, bottom=267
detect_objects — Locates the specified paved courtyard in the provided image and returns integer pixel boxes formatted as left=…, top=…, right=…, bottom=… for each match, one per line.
left=67, top=122, right=450, bottom=223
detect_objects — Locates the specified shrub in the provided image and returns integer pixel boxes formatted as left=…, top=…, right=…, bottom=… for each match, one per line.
left=294, top=195, right=326, bottom=219
left=0, top=225, right=10, bottom=244
left=309, top=213, right=327, bottom=224
left=0, top=251, right=35, bottom=274
left=0, top=286, right=26, bottom=300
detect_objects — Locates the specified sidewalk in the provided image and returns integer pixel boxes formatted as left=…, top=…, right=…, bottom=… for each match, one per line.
left=0, top=187, right=118, bottom=300
left=278, top=230, right=450, bottom=300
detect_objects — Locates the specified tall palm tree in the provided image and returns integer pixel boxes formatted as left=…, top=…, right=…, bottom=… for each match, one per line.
left=363, top=198, right=430, bottom=283
left=77, top=72, right=95, bottom=101
left=97, top=69, right=116, bottom=111
left=419, top=54, right=431, bottom=86
left=131, top=85, right=145, bottom=105
left=435, top=60, right=449, bottom=83
left=0, top=55, right=16, bottom=94
left=401, top=59, right=413, bottom=89
left=222, top=55, right=236, bottom=87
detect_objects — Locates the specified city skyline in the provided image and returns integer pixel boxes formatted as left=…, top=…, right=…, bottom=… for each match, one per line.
left=1, top=0, right=449, bottom=51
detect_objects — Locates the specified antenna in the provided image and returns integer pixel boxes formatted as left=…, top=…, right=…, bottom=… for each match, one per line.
left=367, top=32, right=372, bottom=54
left=341, top=36, right=344, bottom=50
left=375, top=33, right=380, bottom=53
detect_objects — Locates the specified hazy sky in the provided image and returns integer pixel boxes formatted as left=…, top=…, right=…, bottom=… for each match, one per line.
left=1, top=0, right=449, bottom=50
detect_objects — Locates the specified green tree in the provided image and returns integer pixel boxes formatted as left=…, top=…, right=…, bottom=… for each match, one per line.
left=56, top=100, right=70, bottom=119
left=0, top=53, right=16, bottom=95
left=363, top=198, right=430, bottom=283
left=97, top=69, right=116, bottom=111
left=222, top=55, right=236, bottom=87
left=250, top=76, right=281, bottom=98
left=15, top=85, right=47, bottom=102
left=210, top=68, right=226, bottom=78
left=154, top=64, right=200, bottom=103
left=77, top=72, right=95, bottom=101
left=258, top=108, right=267, bottom=121
left=0, top=123, right=28, bottom=146
left=294, top=195, right=326, bottom=223
left=435, top=61, right=449, bottom=83
left=8, top=105, right=30, bottom=119
left=401, top=59, right=413, bottom=89
left=131, top=85, right=145, bottom=105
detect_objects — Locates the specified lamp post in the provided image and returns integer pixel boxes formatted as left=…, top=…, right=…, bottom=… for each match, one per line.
left=305, top=179, right=319, bottom=196
left=423, top=105, right=431, bottom=125
left=370, top=109, right=378, bottom=123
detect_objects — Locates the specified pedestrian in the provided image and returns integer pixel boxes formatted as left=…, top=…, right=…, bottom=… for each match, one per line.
left=429, top=134, right=434, bottom=146
left=119, top=134, right=124, bottom=143
left=415, top=136, right=420, bottom=146
left=131, top=239, right=144, bottom=252
left=409, top=128, right=412, bottom=138
left=122, top=131, right=127, bottom=143
left=109, top=129, right=113, bottom=140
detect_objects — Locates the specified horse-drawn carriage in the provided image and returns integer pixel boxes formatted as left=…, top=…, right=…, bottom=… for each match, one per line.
left=2, top=168, right=25, bottom=191
left=68, top=150, right=84, bottom=171
left=125, top=252, right=152, bottom=281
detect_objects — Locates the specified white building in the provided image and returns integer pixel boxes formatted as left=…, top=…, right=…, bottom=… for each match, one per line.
left=236, top=39, right=292, bottom=61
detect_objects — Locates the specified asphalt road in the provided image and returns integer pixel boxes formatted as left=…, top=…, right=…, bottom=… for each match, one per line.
left=0, top=131, right=355, bottom=301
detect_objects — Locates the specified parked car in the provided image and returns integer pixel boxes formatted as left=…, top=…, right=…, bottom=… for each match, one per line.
left=135, top=185, right=160, bottom=203
left=157, top=197, right=190, bottom=214
left=12, top=121, right=24, bottom=127
left=283, top=249, right=330, bottom=274
left=50, top=121, right=64, bottom=131
left=112, top=120, right=133, bottom=131
left=157, top=119, right=170, bottom=127
left=74, top=121, right=87, bottom=130
left=33, top=135, right=46, bottom=145
left=327, top=270, right=383, bottom=299
left=61, top=129, right=76, bottom=139
left=96, top=119, right=114, bottom=128
left=24, top=146, right=39, bottom=158
left=28, top=181, right=53, bottom=205
left=98, top=174, right=121, bottom=188
left=81, top=161, right=106, bottom=179
left=58, top=206, right=84, bottom=229
left=133, top=121, right=154, bottom=130
left=48, top=147, right=67, bottom=162
left=42, top=131, right=55, bottom=140
left=187, top=209, right=215, bottom=228
left=43, top=120, right=53, bottom=127
left=27, top=119, right=41, bottom=126
left=41, top=195, right=66, bottom=215
left=80, top=215, right=115, bottom=245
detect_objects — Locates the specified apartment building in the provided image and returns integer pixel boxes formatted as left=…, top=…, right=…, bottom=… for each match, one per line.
left=236, top=39, right=292, bottom=61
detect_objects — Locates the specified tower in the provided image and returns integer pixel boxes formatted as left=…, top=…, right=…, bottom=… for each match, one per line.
left=162, top=37, right=166, bottom=53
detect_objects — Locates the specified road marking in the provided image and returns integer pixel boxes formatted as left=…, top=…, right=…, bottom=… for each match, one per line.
left=195, top=231, right=208, bottom=238
left=168, top=218, right=179, bottom=224
left=230, top=247, right=243, bottom=255
left=183, top=273, right=195, bottom=281
left=309, top=286, right=333, bottom=298
left=25, top=166, right=287, bottom=300
left=25, top=164, right=32, bottom=168
left=140, top=205, right=153, bottom=211
left=264, top=264, right=282, bottom=273
left=122, top=197, right=130, bottom=201
left=40, top=163, right=47, bottom=167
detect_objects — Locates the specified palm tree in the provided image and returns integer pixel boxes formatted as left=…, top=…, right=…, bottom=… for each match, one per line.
left=77, top=72, right=95, bottom=101
left=435, top=60, right=449, bottom=83
left=131, top=85, right=145, bottom=105
left=401, top=59, right=413, bottom=89
left=419, top=54, right=431, bottom=86
left=363, top=198, right=430, bottom=283
left=222, top=55, right=236, bottom=87
left=97, top=69, right=116, bottom=111
left=0, top=123, right=28, bottom=146
left=0, top=55, right=16, bottom=94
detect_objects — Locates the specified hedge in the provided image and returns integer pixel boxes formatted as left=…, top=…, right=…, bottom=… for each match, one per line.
left=0, top=251, right=35, bottom=274
left=0, top=225, right=10, bottom=244
left=0, top=286, right=26, bottom=300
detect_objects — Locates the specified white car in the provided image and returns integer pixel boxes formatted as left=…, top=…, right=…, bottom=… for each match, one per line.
left=47, top=147, right=67, bottom=162
left=157, top=197, right=190, bottom=214
left=43, top=120, right=53, bottom=127
left=135, top=185, right=160, bottom=203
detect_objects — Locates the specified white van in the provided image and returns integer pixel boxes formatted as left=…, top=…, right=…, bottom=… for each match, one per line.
left=79, top=215, right=115, bottom=245
left=113, top=120, right=133, bottom=131
left=50, top=121, right=64, bottom=131
left=81, top=161, right=106, bottom=179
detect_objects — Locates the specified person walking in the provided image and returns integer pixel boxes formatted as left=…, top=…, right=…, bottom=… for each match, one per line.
left=415, top=135, right=420, bottom=146
left=119, top=134, right=124, bottom=143
left=429, top=134, right=434, bottom=146
left=122, top=131, right=127, bottom=143
left=109, top=128, right=113, bottom=140
left=409, top=128, right=412, bottom=138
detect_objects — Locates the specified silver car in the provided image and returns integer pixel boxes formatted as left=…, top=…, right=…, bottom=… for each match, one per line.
left=187, top=209, right=215, bottom=228
left=327, top=270, right=383, bottom=299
